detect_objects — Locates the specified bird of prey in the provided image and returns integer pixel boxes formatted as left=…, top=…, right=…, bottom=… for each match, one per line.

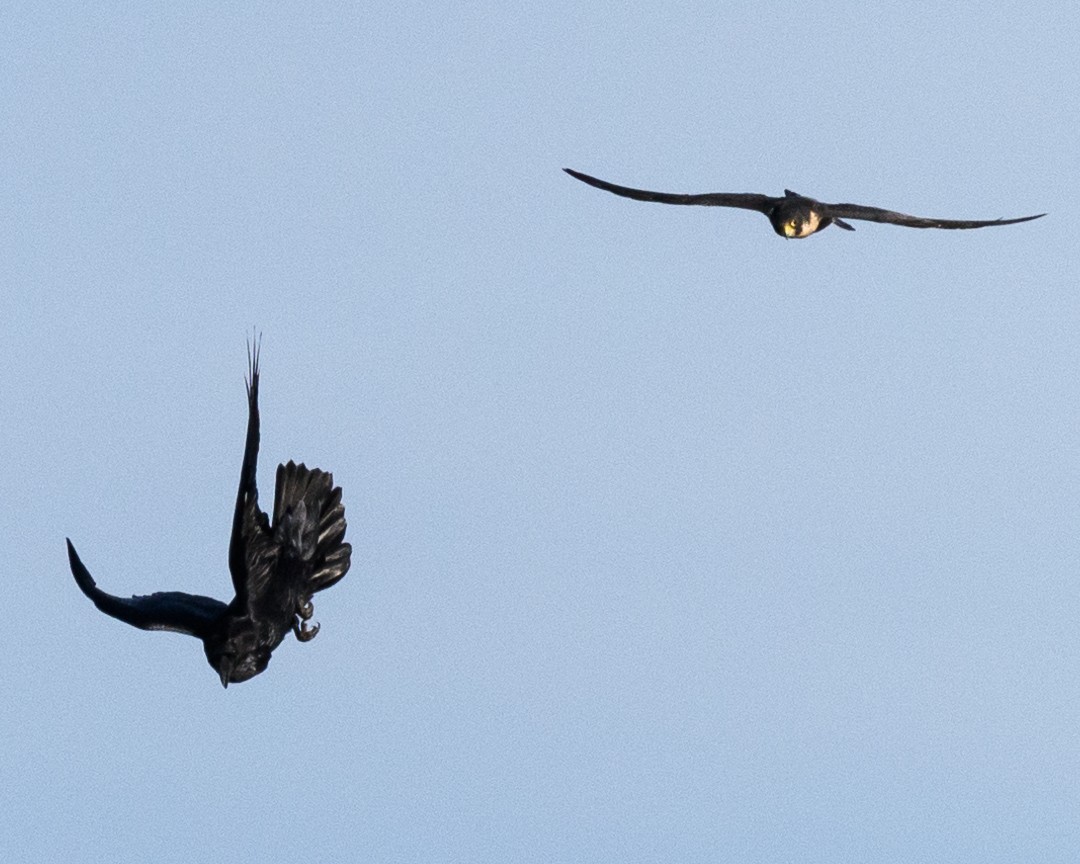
left=563, top=168, right=1045, bottom=239
left=67, top=341, right=352, bottom=687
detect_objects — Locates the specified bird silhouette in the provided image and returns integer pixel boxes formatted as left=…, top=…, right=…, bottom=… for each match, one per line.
left=564, top=168, right=1045, bottom=238
left=67, top=340, right=351, bottom=686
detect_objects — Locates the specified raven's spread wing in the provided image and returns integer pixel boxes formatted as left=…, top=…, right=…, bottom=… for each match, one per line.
left=228, top=337, right=278, bottom=609
left=564, top=168, right=774, bottom=213
left=820, top=202, right=1045, bottom=230
left=226, top=343, right=349, bottom=629
left=273, top=461, right=352, bottom=594
left=67, top=539, right=226, bottom=638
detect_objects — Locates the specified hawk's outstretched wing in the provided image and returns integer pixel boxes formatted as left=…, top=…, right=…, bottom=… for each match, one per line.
left=564, top=168, right=774, bottom=212
left=820, top=202, right=1045, bottom=230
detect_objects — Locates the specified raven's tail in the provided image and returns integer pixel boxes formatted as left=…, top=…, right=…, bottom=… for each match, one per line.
left=272, top=460, right=352, bottom=593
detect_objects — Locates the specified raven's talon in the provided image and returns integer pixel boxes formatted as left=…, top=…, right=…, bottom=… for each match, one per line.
left=298, top=600, right=314, bottom=620
left=295, top=619, right=320, bottom=642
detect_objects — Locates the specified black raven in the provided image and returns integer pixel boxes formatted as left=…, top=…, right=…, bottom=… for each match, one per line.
left=67, top=341, right=351, bottom=686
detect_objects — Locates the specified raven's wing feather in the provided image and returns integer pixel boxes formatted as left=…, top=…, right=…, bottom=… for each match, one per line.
left=228, top=337, right=275, bottom=607
left=226, top=342, right=349, bottom=626
left=273, top=461, right=352, bottom=594
left=67, top=539, right=226, bottom=638
left=821, top=202, right=1045, bottom=230
left=564, top=168, right=774, bottom=212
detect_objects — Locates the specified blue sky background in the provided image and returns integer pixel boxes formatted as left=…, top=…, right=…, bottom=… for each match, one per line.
left=2, top=3, right=1077, bottom=861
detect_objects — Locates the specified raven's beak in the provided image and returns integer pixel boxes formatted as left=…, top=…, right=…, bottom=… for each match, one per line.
left=218, top=662, right=231, bottom=689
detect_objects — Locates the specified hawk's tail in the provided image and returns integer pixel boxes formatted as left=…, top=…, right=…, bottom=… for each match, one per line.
left=272, top=460, right=352, bottom=593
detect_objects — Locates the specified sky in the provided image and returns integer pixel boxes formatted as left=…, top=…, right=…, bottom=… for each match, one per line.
left=2, top=2, right=1078, bottom=861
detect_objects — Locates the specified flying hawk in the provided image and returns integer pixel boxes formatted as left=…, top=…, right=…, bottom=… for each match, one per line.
left=564, top=168, right=1044, bottom=238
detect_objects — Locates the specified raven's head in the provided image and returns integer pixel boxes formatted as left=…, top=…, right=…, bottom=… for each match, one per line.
left=203, top=623, right=271, bottom=687
left=209, top=649, right=270, bottom=687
